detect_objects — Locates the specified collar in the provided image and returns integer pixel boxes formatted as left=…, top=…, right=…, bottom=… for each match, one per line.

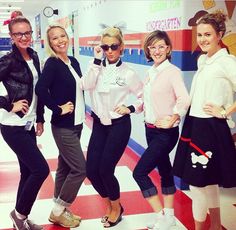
left=150, top=59, right=171, bottom=74
left=60, top=56, right=71, bottom=66
left=12, top=43, right=36, bottom=62
left=102, top=58, right=122, bottom=67
left=204, top=48, right=228, bottom=64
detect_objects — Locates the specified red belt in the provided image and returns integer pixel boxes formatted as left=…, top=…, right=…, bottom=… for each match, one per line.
left=145, top=123, right=156, bottom=129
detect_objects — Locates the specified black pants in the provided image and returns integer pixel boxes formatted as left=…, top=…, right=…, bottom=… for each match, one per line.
left=1, top=125, right=49, bottom=216
left=86, top=113, right=131, bottom=201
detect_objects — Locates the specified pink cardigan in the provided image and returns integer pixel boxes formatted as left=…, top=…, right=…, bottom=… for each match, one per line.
left=143, top=60, right=190, bottom=124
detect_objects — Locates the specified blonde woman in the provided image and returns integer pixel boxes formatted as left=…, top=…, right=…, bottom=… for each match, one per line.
left=35, top=25, right=85, bottom=228
left=85, top=27, right=143, bottom=228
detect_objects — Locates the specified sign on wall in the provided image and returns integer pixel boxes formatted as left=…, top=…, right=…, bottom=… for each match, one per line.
left=35, top=14, right=41, bottom=42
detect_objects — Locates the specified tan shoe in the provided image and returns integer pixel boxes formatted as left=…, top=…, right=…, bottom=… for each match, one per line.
left=48, top=209, right=80, bottom=228
left=65, top=209, right=82, bottom=221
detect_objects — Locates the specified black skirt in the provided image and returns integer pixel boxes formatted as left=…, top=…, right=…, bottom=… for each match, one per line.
left=173, top=113, right=236, bottom=188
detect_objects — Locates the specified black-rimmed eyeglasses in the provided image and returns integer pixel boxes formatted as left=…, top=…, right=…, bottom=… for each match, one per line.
left=12, top=31, right=33, bottom=39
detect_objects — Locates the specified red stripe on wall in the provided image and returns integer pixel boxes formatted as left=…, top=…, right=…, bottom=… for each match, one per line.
left=78, top=30, right=194, bottom=51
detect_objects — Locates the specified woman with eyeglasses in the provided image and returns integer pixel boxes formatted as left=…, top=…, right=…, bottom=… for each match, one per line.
left=133, top=30, right=190, bottom=230
left=35, top=25, right=86, bottom=228
left=85, top=26, right=143, bottom=228
left=0, top=17, right=49, bottom=230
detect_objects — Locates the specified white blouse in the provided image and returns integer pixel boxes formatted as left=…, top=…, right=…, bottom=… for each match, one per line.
left=65, top=60, right=85, bottom=125
left=190, top=48, right=236, bottom=119
left=81, top=59, right=143, bottom=125
left=1, top=60, right=38, bottom=126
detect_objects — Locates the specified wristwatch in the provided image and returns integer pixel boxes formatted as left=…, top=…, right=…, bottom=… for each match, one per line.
left=220, top=108, right=227, bottom=119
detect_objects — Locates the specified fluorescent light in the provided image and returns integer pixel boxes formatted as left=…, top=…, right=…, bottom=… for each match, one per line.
left=0, top=28, right=10, bottom=34
left=0, top=12, right=11, bottom=15
left=0, top=7, right=21, bottom=10
left=0, top=0, right=24, bottom=2
left=0, top=16, right=10, bottom=19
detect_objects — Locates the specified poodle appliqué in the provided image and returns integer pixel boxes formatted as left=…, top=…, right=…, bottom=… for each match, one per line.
left=191, top=151, right=213, bottom=168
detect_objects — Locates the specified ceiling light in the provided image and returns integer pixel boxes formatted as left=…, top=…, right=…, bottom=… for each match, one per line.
left=0, top=0, right=24, bottom=2
left=0, top=27, right=10, bottom=34
left=0, top=16, right=10, bottom=19
left=0, top=6, right=21, bottom=10
left=0, top=12, right=11, bottom=15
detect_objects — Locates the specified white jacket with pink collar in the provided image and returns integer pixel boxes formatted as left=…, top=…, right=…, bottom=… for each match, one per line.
left=81, top=58, right=143, bottom=125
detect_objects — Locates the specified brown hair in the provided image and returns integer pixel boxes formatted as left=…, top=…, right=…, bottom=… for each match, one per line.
left=197, top=10, right=227, bottom=37
left=8, top=16, right=31, bottom=33
left=143, top=30, right=172, bottom=62
left=11, top=10, right=23, bottom=19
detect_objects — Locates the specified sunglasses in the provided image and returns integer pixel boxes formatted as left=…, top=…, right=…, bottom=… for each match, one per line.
left=100, top=44, right=120, bottom=51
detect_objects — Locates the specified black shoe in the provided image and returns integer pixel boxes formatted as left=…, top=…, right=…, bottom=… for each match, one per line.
left=10, top=210, right=29, bottom=230
left=103, top=206, right=124, bottom=228
left=101, top=215, right=108, bottom=223
left=13, top=221, right=43, bottom=230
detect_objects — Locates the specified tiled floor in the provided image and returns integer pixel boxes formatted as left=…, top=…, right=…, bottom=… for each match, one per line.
left=0, top=111, right=235, bottom=230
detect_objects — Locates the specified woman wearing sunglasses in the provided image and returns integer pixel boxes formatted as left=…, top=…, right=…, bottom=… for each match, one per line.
left=86, top=26, right=143, bottom=228
left=0, top=17, right=49, bottom=230
left=133, top=30, right=190, bottom=230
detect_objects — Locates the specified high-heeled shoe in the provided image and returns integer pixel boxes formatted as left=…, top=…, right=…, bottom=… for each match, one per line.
left=103, top=205, right=124, bottom=228
left=101, top=215, right=108, bottom=223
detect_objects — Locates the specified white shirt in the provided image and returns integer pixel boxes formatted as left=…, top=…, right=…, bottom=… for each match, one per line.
left=1, top=60, right=38, bottom=126
left=65, top=60, right=85, bottom=125
left=190, top=48, right=236, bottom=118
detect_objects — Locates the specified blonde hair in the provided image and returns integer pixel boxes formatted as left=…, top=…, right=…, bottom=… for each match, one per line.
left=45, top=24, right=69, bottom=57
left=101, top=27, right=124, bottom=53
left=197, top=9, right=227, bottom=37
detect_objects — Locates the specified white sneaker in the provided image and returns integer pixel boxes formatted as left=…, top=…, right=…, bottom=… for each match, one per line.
left=154, top=215, right=176, bottom=230
left=146, top=214, right=164, bottom=229
left=146, top=220, right=156, bottom=229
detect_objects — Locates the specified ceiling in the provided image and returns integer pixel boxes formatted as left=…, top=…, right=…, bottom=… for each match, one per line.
left=0, top=0, right=62, bottom=34
left=0, top=0, right=55, bottom=20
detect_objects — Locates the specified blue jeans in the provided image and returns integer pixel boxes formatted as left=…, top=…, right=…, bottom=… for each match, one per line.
left=133, top=126, right=179, bottom=198
left=86, top=113, right=131, bottom=201
left=1, top=125, right=49, bottom=216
